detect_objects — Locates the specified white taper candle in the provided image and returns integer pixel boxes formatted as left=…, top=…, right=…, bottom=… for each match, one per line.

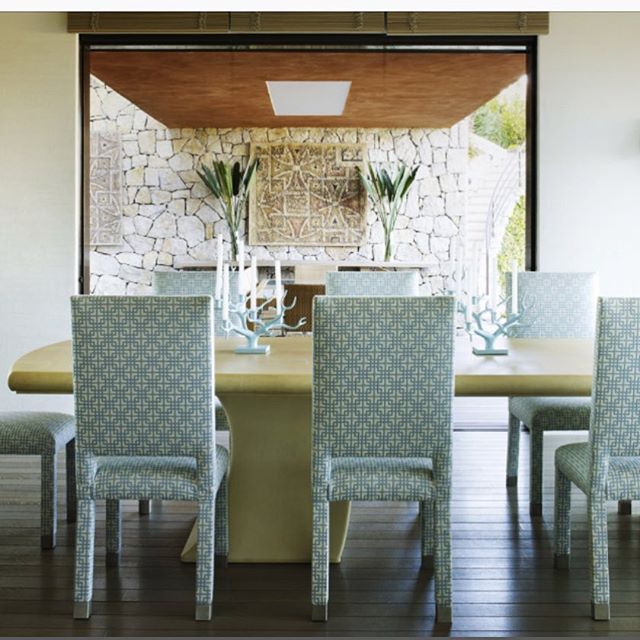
left=237, top=240, right=245, bottom=296
left=222, top=263, right=229, bottom=322
left=215, top=235, right=223, bottom=300
left=274, top=259, right=282, bottom=313
left=250, top=256, right=257, bottom=312
left=511, top=259, right=519, bottom=314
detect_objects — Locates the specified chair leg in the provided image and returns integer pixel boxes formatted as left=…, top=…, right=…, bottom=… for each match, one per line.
left=434, top=497, right=452, bottom=624
left=311, top=498, right=329, bottom=622
left=506, top=412, right=521, bottom=486
left=554, top=466, right=572, bottom=569
left=420, top=500, right=434, bottom=569
left=106, top=500, right=121, bottom=566
left=66, top=440, right=76, bottom=524
left=73, top=499, right=96, bottom=619
left=618, top=500, right=632, bottom=515
left=588, top=496, right=610, bottom=621
left=529, top=427, right=544, bottom=517
left=215, top=475, right=228, bottom=563
left=195, top=499, right=215, bottom=621
left=138, top=500, right=151, bottom=515
left=40, top=451, right=57, bottom=550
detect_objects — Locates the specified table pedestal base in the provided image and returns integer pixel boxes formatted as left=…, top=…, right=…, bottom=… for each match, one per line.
left=182, top=392, right=350, bottom=563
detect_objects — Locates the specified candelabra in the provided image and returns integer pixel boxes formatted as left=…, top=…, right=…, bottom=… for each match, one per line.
left=459, top=295, right=528, bottom=356
left=222, top=290, right=306, bottom=354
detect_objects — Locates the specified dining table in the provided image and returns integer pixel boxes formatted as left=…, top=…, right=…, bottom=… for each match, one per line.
left=7, top=334, right=593, bottom=564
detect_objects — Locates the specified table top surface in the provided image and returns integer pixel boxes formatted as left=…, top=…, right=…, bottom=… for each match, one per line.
left=7, top=335, right=593, bottom=397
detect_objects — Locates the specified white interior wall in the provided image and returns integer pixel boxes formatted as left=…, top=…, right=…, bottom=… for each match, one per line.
left=2, top=11, right=640, bottom=419
left=538, top=12, right=640, bottom=296
left=0, top=13, right=77, bottom=411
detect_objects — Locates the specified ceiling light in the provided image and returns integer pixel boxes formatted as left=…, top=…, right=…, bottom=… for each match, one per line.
left=266, top=81, right=351, bottom=116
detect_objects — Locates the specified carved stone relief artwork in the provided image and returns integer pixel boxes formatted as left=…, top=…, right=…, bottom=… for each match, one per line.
left=249, top=143, right=366, bottom=246
left=90, top=131, right=123, bottom=245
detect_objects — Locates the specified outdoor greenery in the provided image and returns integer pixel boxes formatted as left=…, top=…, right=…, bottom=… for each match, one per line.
left=473, top=94, right=526, bottom=150
left=497, top=195, right=526, bottom=293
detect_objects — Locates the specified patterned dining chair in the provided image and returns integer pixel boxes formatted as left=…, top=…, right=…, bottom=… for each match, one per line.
left=554, top=297, right=640, bottom=620
left=0, top=412, right=76, bottom=548
left=312, top=295, right=455, bottom=623
left=325, top=270, right=420, bottom=296
left=505, top=272, right=597, bottom=516
left=153, top=270, right=230, bottom=431
left=71, top=296, right=228, bottom=621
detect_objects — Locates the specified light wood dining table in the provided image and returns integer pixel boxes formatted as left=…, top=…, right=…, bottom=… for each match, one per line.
left=8, top=335, right=593, bottom=563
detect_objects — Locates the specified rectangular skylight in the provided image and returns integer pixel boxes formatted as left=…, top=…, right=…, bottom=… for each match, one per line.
left=266, top=81, right=351, bottom=116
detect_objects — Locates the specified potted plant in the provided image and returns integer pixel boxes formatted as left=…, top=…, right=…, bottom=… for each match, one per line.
left=197, top=158, right=259, bottom=260
left=357, top=162, right=418, bottom=262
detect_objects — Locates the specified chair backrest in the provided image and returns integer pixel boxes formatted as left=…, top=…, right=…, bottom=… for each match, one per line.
left=313, top=296, right=455, bottom=467
left=325, top=271, right=420, bottom=296
left=590, top=298, right=640, bottom=465
left=153, top=270, right=216, bottom=297
left=506, top=271, right=597, bottom=338
left=153, top=270, right=232, bottom=337
left=71, top=296, right=214, bottom=460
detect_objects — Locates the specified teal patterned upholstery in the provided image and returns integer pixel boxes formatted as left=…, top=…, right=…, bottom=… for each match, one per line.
left=505, top=272, right=597, bottom=517
left=506, top=271, right=597, bottom=339
left=152, top=270, right=230, bottom=432
left=312, top=296, right=455, bottom=623
left=0, top=412, right=76, bottom=549
left=325, top=270, right=419, bottom=296
left=70, top=296, right=228, bottom=621
left=554, top=298, right=640, bottom=620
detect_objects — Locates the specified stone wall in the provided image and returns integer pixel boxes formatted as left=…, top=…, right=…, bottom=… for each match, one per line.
left=90, top=77, right=469, bottom=295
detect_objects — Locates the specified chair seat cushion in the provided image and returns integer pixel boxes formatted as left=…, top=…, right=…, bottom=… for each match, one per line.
left=329, top=457, right=434, bottom=501
left=510, top=396, right=591, bottom=431
left=215, top=396, right=229, bottom=431
left=556, top=442, right=640, bottom=500
left=93, top=445, right=228, bottom=501
left=0, top=412, right=75, bottom=454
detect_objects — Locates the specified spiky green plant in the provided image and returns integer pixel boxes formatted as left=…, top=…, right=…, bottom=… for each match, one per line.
left=196, top=158, right=259, bottom=260
left=356, top=162, right=418, bottom=261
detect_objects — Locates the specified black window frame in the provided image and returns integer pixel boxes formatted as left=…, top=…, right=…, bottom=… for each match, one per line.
left=79, top=33, right=537, bottom=293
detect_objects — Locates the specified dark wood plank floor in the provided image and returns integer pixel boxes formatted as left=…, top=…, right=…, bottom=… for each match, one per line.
left=2, top=430, right=640, bottom=637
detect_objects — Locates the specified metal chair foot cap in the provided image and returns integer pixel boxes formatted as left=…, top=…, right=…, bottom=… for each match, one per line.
left=106, top=551, right=120, bottom=567
left=138, top=500, right=150, bottom=515
left=554, top=553, right=570, bottom=569
left=41, top=534, right=55, bottom=550
left=195, top=603, right=212, bottom=621
left=421, top=554, right=434, bottom=570
left=529, top=502, right=542, bottom=517
left=311, top=604, right=328, bottom=622
left=73, top=601, right=91, bottom=619
left=591, top=602, right=610, bottom=621
left=618, top=500, right=632, bottom=515
left=436, top=604, right=452, bottom=624
left=506, top=476, right=518, bottom=487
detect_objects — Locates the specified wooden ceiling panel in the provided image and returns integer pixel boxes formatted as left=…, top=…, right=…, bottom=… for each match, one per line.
left=90, top=51, right=526, bottom=129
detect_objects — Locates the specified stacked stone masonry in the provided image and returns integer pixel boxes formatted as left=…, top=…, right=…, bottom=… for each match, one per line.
left=90, top=77, right=469, bottom=295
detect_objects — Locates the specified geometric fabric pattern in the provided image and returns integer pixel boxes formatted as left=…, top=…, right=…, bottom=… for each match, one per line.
left=554, top=297, right=640, bottom=620
left=325, top=270, right=420, bottom=296
left=312, top=295, right=455, bottom=622
left=506, top=272, right=597, bottom=515
left=70, top=295, right=228, bottom=620
left=90, top=130, right=123, bottom=246
left=249, top=143, right=366, bottom=246
left=152, top=270, right=231, bottom=431
left=0, top=411, right=76, bottom=549
left=506, top=271, right=597, bottom=339
left=329, top=457, right=435, bottom=501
